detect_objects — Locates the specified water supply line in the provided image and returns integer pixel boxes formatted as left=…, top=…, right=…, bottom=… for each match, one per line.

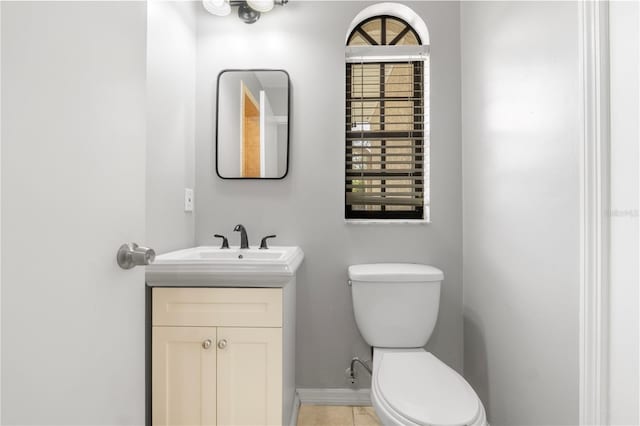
left=347, top=357, right=372, bottom=384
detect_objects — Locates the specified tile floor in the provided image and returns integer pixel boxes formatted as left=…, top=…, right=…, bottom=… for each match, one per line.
left=297, top=405, right=381, bottom=426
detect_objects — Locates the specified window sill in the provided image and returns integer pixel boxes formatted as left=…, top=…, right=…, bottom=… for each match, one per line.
left=345, top=219, right=431, bottom=225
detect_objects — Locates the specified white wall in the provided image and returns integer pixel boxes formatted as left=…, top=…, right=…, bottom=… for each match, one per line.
left=608, top=1, right=639, bottom=424
left=461, top=2, right=581, bottom=424
left=195, top=1, right=463, bottom=388
left=0, top=2, right=3, bottom=420
left=261, top=94, right=279, bottom=177
left=2, top=2, right=147, bottom=423
left=146, top=0, right=197, bottom=254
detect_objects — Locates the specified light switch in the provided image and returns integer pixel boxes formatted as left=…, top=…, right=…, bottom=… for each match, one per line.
left=184, top=188, right=194, bottom=212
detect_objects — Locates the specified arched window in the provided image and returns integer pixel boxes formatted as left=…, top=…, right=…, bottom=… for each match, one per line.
left=347, top=16, right=421, bottom=46
left=345, top=6, right=429, bottom=221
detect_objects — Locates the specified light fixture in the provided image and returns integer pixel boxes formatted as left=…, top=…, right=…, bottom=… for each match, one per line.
left=237, top=2, right=260, bottom=24
left=202, top=0, right=287, bottom=24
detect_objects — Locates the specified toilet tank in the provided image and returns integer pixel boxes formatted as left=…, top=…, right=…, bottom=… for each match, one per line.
left=349, top=263, right=443, bottom=348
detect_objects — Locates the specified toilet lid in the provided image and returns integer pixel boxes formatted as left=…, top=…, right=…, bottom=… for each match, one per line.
left=376, top=351, right=480, bottom=426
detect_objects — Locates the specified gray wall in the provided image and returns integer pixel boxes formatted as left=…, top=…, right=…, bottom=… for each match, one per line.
left=2, top=2, right=147, bottom=423
left=195, top=1, right=463, bottom=388
left=461, top=2, right=580, bottom=424
left=146, top=0, right=197, bottom=253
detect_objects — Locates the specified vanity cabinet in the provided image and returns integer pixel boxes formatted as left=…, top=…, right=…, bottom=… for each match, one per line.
left=151, top=287, right=285, bottom=426
left=152, top=326, right=218, bottom=425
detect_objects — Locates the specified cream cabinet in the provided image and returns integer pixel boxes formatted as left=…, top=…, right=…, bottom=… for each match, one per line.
left=151, top=287, right=288, bottom=426
left=152, top=326, right=218, bottom=426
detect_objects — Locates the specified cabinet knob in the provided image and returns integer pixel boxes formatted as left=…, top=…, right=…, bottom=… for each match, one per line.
left=217, top=339, right=228, bottom=349
left=202, top=339, right=212, bottom=350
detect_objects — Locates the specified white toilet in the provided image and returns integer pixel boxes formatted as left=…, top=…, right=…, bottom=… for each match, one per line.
left=349, top=263, right=487, bottom=426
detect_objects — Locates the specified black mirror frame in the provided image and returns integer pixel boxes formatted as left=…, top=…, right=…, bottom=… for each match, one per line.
left=215, top=69, right=291, bottom=180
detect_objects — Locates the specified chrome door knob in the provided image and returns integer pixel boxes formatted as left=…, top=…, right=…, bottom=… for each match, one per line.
left=116, top=242, right=155, bottom=270
left=217, top=339, right=228, bottom=349
left=202, top=339, right=212, bottom=350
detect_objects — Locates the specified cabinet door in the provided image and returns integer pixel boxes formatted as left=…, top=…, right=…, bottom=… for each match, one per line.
left=217, top=327, right=282, bottom=426
left=152, top=327, right=217, bottom=426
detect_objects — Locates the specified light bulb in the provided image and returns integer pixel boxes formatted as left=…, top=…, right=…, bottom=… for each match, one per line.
left=202, top=0, right=231, bottom=16
left=247, top=0, right=274, bottom=13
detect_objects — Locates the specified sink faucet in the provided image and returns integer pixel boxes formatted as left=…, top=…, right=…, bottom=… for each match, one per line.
left=233, top=224, right=249, bottom=249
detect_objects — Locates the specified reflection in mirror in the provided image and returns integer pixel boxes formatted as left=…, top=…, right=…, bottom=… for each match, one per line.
left=216, top=70, right=290, bottom=179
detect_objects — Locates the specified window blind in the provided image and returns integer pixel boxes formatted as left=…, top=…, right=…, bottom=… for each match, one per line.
left=345, top=60, right=426, bottom=219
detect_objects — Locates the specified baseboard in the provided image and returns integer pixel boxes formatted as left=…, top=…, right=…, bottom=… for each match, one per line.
left=289, top=392, right=301, bottom=426
left=296, top=388, right=372, bottom=406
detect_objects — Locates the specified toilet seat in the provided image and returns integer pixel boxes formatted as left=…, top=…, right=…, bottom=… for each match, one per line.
left=372, top=349, right=485, bottom=426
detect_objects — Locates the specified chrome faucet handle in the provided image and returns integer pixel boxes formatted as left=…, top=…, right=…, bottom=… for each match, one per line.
left=213, top=234, right=230, bottom=249
left=259, top=235, right=276, bottom=250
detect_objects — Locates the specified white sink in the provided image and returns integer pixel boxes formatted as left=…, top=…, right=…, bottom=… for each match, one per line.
left=145, top=246, right=304, bottom=287
left=191, top=249, right=284, bottom=261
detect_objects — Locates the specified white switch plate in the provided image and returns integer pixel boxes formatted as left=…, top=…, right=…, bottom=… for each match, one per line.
left=184, top=188, right=194, bottom=212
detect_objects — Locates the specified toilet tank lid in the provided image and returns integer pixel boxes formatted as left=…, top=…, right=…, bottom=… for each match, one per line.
left=348, top=263, right=443, bottom=282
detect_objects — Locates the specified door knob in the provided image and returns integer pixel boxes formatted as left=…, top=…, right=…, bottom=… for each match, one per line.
left=202, top=339, right=212, bottom=350
left=116, top=242, right=155, bottom=270
left=218, top=339, right=228, bottom=349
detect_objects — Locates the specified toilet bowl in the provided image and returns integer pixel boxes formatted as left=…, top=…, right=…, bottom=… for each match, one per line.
left=371, top=348, right=486, bottom=426
left=348, top=264, right=487, bottom=426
